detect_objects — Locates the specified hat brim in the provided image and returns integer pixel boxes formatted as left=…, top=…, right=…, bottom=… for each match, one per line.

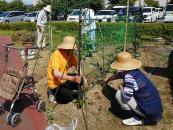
left=110, top=59, right=141, bottom=71
left=43, top=7, right=51, bottom=12
left=57, top=42, right=77, bottom=50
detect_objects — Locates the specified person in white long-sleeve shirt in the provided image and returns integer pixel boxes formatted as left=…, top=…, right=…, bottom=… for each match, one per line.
left=82, top=8, right=96, bottom=52
left=37, top=5, right=51, bottom=49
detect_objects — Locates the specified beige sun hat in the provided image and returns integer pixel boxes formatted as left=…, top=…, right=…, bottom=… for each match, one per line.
left=57, top=36, right=77, bottom=50
left=110, top=52, right=142, bottom=71
left=44, top=5, right=52, bottom=12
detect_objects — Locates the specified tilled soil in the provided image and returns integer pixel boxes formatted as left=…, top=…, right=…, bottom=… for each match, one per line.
left=29, top=43, right=173, bottom=130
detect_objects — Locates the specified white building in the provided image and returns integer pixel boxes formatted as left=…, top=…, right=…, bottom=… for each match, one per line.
left=134, top=0, right=170, bottom=7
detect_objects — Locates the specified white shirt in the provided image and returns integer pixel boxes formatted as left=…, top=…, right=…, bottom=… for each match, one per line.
left=37, top=9, right=47, bottom=27
left=83, top=9, right=96, bottom=32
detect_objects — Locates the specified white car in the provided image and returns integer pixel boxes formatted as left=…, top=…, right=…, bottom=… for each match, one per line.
left=66, top=9, right=84, bottom=22
left=95, top=10, right=117, bottom=22
left=143, top=7, right=157, bottom=22
left=0, top=11, right=25, bottom=23
left=155, top=8, right=164, bottom=19
left=164, top=4, right=173, bottom=23
left=24, top=11, right=39, bottom=22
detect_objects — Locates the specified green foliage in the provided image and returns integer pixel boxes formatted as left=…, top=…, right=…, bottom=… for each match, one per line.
left=36, top=0, right=104, bottom=12
left=9, top=0, right=27, bottom=11
left=144, top=0, right=159, bottom=7
left=35, top=0, right=51, bottom=10
left=0, top=22, right=36, bottom=31
left=45, top=107, right=54, bottom=123
left=0, top=0, right=27, bottom=11
left=1, top=22, right=173, bottom=41
left=108, top=0, right=137, bottom=7
left=0, top=0, right=9, bottom=11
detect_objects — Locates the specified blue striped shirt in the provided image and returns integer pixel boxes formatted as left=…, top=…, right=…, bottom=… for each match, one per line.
left=122, top=74, right=139, bottom=101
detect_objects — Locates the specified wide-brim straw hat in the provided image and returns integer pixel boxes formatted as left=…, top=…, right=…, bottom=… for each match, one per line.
left=110, top=52, right=142, bottom=71
left=57, top=36, right=77, bottom=50
left=44, top=5, right=52, bottom=12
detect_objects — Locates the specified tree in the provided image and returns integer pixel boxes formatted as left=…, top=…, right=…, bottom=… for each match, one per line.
left=108, top=0, right=137, bottom=7
left=0, top=0, right=9, bottom=11
left=35, top=0, right=104, bottom=11
left=35, top=0, right=51, bottom=10
left=9, top=0, right=27, bottom=11
left=144, top=0, right=159, bottom=7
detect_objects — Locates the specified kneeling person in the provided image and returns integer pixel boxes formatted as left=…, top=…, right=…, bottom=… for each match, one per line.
left=47, top=36, right=81, bottom=104
left=104, top=52, right=163, bottom=126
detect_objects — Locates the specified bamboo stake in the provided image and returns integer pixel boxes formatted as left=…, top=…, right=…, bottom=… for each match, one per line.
left=124, top=0, right=130, bottom=52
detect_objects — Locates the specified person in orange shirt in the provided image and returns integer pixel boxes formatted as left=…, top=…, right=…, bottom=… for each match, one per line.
left=47, top=36, right=82, bottom=104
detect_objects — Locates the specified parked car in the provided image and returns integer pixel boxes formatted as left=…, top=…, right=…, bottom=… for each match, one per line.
left=142, top=7, right=157, bottom=22
left=164, top=4, right=173, bottom=22
left=66, top=9, right=84, bottom=22
left=0, top=11, right=4, bottom=15
left=25, top=13, right=29, bottom=16
left=155, top=8, right=164, bottom=19
left=112, top=6, right=126, bottom=14
left=95, top=10, right=117, bottom=22
left=118, top=7, right=143, bottom=22
left=0, top=11, right=25, bottom=23
left=24, top=11, right=39, bottom=22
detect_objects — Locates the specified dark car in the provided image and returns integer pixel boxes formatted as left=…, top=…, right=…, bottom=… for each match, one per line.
left=118, top=7, right=143, bottom=22
left=0, top=11, right=4, bottom=15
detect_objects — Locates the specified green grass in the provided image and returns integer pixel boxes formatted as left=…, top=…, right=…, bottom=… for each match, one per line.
left=0, top=30, right=16, bottom=35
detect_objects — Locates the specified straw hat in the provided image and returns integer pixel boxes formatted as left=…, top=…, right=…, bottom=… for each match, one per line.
left=57, top=36, right=77, bottom=50
left=110, top=52, right=141, bottom=71
left=44, top=5, right=52, bottom=12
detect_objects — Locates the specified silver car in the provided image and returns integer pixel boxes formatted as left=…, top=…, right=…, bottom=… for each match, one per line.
left=0, top=11, right=25, bottom=23
left=24, top=11, right=39, bottom=22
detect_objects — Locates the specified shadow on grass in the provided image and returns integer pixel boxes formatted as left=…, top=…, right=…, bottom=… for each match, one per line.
left=143, top=66, right=167, bottom=78
left=143, top=49, right=173, bottom=97
left=168, top=50, right=173, bottom=96
left=102, top=84, right=132, bottom=119
left=2, top=93, right=37, bottom=114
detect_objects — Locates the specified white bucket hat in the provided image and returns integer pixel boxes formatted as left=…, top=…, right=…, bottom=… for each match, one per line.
left=44, top=5, right=52, bottom=12
left=110, top=52, right=142, bottom=71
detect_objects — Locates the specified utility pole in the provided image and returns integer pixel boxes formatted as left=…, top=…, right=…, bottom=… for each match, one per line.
left=139, top=0, right=142, bottom=7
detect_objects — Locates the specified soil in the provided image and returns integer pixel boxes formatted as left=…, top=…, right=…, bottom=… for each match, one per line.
left=28, top=43, right=173, bottom=130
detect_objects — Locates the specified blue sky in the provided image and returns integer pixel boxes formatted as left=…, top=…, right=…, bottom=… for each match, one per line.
left=5, top=0, right=33, bottom=5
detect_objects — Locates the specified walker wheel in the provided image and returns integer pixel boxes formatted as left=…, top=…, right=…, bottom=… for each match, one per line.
left=11, top=113, right=21, bottom=127
left=6, top=113, right=12, bottom=125
left=0, top=105, right=5, bottom=115
left=37, top=100, right=46, bottom=112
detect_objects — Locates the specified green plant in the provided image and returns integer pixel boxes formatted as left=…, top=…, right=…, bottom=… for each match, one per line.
left=45, top=107, right=54, bottom=123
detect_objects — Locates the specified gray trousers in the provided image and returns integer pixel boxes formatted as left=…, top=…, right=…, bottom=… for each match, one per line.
left=115, top=90, right=146, bottom=118
left=37, top=26, right=46, bottom=48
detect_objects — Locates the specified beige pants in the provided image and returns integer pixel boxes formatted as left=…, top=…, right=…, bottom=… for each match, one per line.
left=115, top=90, right=146, bottom=118
left=37, top=26, right=46, bottom=48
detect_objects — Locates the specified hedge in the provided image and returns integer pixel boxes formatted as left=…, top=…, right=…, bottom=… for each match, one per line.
left=0, top=22, right=173, bottom=40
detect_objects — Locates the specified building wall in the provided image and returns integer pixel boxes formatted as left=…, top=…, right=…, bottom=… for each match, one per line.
left=33, top=0, right=39, bottom=6
left=134, top=0, right=170, bottom=7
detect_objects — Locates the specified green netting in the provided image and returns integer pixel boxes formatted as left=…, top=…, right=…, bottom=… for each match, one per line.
left=47, top=1, right=141, bottom=56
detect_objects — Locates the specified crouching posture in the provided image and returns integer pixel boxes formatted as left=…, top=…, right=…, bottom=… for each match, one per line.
left=104, top=52, right=163, bottom=126
left=47, top=36, right=82, bottom=104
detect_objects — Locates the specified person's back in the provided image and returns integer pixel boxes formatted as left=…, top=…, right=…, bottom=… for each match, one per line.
left=126, top=69, right=163, bottom=124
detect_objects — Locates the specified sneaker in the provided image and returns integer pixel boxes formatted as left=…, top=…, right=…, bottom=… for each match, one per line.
left=122, top=117, right=142, bottom=126
left=49, top=95, right=57, bottom=104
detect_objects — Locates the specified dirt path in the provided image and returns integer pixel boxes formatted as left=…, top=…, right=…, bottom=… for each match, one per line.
left=30, top=43, right=173, bottom=130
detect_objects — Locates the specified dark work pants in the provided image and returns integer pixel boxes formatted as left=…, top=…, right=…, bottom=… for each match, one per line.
left=50, top=81, right=79, bottom=104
